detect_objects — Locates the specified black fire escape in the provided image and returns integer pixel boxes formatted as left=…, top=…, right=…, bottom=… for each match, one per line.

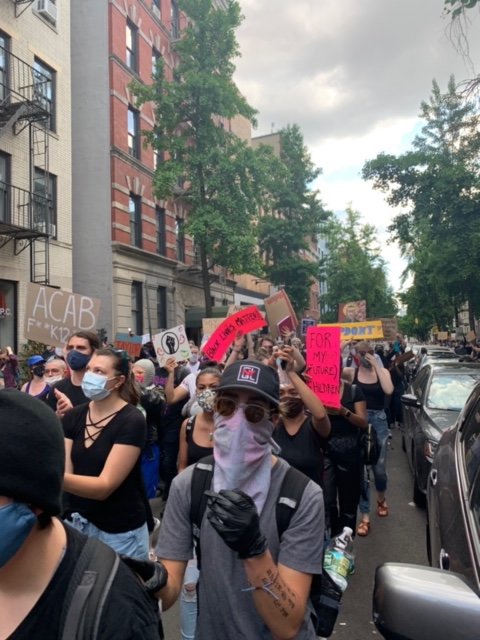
left=0, top=44, right=52, bottom=285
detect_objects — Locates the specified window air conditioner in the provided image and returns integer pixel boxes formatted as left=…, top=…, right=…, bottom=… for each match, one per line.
left=34, top=220, right=56, bottom=237
left=35, top=0, right=58, bottom=24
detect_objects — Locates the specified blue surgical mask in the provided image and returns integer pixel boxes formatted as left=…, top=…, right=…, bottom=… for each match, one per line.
left=0, top=502, right=37, bottom=568
left=66, top=350, right=91, bottom=371
left=81, top=371, right=112, bottom=401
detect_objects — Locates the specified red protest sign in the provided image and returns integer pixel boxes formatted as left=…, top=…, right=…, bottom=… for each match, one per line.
left=202, top=306, right=267, bottom=361
left=306, top=326, right=342, bottom=409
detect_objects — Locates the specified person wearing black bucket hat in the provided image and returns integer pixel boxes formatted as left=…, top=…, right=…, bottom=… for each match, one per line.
left=154, top=359, right=325, bottom=640
left=0, top=389, right=163, bottom=639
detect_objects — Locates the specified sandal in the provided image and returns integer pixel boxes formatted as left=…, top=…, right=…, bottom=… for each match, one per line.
left=356, top=521, right=370, bottom=537
left=377, top=499, right=389, bottom=517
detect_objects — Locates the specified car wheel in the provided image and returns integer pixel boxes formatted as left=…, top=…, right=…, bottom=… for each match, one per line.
left=413, top=471, right=427, bottom=508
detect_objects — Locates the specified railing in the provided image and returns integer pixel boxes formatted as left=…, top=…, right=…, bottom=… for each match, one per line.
left=0, top=181, right=53, bottom=235
left=0, top=46, right=51, bottom=120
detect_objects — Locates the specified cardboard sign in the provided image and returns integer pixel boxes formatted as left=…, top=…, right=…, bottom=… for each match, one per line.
left=392, top=350, right=415, bottom=366
left=264, top=290, right=298, bottom=338
left=306, top=326, right=342, bottom=408
left=114, top=333, right=143, bottom=358
left=24, top=283, right=101, bottom=348
left=202, top=317, right=226, bottom=335
left=153, top=325, right=191, bottom=366
left=321, top=320, right=384, bottom=340
left=437, top=331, right=449, bottom=341
left=338, top=300, right=366, bottom=323
left=202, top=306, right=267, bottom=361
left=380, top=317, right=399, bottom=342
left=277, top=315, right=296, bottom=338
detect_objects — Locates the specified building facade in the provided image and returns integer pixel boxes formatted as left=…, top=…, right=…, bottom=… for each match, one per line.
left=0, top=0, right=72, bottom=351
left=71, top=0, right=235, bottom=344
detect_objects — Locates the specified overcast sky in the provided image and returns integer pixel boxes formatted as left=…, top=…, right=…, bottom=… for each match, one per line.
left=233, top=0, right=480, bottom=293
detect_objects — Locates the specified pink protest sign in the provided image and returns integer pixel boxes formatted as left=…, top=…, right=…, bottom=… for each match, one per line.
left=202, top=306, right=267, bottom=361
left=306, top=326, right=342, bottom=408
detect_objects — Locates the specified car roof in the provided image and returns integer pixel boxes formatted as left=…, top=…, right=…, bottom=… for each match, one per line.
left=425, top=362, right=480, bottom=373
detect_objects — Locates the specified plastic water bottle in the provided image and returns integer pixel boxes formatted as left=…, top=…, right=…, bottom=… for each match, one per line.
left=323, top=527, right=355, bottom=592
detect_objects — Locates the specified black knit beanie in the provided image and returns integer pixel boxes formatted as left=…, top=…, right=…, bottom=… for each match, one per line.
left=0, top=389, right=65, bottom=515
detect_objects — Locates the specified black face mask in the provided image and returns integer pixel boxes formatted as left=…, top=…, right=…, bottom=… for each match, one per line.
left=32, top=365, right=45, bottom=377
left=279, top=397, right=304, bottom=419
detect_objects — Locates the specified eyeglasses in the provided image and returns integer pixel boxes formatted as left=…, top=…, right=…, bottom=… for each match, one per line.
left=214, top=396, right=272, bottom=424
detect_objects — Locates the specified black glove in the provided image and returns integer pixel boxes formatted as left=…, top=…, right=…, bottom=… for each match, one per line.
left=120, top=556, right=168, bottom=593
left=205, top=489, right=268, bottom=559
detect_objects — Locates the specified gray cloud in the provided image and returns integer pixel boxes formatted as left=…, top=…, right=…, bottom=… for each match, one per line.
left=235, top=0, right=480, bottom=144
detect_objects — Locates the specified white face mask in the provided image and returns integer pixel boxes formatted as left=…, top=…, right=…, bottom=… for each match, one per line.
left=46, top=375, right=63, bottom=384
left=213, top=405, right=277, bottom=514
left=189, top=354, right=199, bottom=364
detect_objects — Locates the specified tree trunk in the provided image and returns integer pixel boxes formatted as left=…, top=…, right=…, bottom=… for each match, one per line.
left=200, top=242, right=212, bottom=318
left=468, top=297, right=476, bottom=331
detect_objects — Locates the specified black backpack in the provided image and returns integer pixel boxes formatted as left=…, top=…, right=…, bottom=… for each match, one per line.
left=59, top=536, right=164, bottom=640
left=190, top=456, right=342, bottom=638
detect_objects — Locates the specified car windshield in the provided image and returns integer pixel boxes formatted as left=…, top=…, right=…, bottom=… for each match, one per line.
left=427, top=372, right=480, bottom=411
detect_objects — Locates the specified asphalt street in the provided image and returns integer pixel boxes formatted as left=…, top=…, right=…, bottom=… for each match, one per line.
left=154, top=427, right=428, bottom=639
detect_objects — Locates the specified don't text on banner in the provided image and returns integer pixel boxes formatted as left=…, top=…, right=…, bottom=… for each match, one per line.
left=306, top=326, right=341, bottom=408
left=202, top=306, right=267, bottom=361
left=320, top=320, right=384, bottom=340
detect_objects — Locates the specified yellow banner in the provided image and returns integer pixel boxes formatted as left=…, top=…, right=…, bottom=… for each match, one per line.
left=320, top=320, right=384, bottom=340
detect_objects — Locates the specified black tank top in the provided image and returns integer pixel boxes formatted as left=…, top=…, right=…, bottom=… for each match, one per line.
left=353, top=368, right=384, bottom=410
left=186, top=415, right=213, bottom=465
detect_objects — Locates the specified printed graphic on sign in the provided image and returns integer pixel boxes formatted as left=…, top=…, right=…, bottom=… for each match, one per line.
left=306, top=326, right=342, bottom=409
left=153, top=325, right=191, bottom=366
left=24, top=283, right=101, bottom=348
left=338, top=300, right=366, bottom=323
left=301, top=317, right=316, bottom=335
left=202, top=306, right=267, bottom=362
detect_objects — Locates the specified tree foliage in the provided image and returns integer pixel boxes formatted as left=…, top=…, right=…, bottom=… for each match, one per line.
left=133, top=0, right=277, bottom=316
left=258, top=124, right=328, bottom=314
left=318, top=208, right=397, bottom=323
left=362, top=76, right=480, bottom=334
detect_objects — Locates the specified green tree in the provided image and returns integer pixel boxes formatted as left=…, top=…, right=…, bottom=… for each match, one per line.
left=362, top=77, right=480, bottom=331
left=318, top=208, right=397, bottom=323
left=134, top=0, right=276, bottom=316
left=258, top=125, right=328, bottom=315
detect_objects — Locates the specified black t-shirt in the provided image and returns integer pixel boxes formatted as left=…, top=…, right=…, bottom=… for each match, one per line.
left=46, top=377, right=88, bottom=411
left=274, top=416, right=327, bottom=487
left=62, top=403, right=147, bottom=532
left=9, top=523, right=161, bottom=640
left=327, top=383, right=365, bottom=464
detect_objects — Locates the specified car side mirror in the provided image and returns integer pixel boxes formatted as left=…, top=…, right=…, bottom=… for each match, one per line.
left=401, top=394, right=421, bottom=408
left=373, top=563, right=480, bottom=640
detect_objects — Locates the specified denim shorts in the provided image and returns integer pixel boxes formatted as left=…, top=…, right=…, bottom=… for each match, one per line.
left=67, top=512, right=149, bottom=560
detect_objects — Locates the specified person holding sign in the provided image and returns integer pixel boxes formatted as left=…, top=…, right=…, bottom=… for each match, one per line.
left=273, top=347, right=330, bottom=488
left=62, top=348, right=150, bottom=559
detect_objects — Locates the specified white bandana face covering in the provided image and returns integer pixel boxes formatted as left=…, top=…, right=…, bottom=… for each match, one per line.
left=213, top=405, right=278, bottom=514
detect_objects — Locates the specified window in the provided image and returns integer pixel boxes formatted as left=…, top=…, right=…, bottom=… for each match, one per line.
left=131, top=281, right=144, bottom=335
left=33, top=168, right=57, bottom=237
left=126, top=20, right=138, bottom=72
left=152, top=0, right=161, bottom=19
left=171, top=0, right=180, bottom=39
left=156, top=206, right=166, bottom=255
left=129, top=193, right=142, bottom=248
left=128, top=107, right=140, bottom=158
left=175, top=216, right=185, bottom=262
left=152, top=48, right=161, bottom=77
left=0, top=32, right=10, bottom=103
left=0, top=153, right=10, bottom=224
left=33, top=58, right=55, bottom=131
left=156, top=286, right=167, bottom=331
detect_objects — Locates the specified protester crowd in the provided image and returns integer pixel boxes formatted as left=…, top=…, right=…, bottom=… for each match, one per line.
left=1, top=325, right=458, bottom=639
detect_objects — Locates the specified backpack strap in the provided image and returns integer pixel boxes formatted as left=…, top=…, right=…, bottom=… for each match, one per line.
left=190, top=454, right=215, bottom=571
left=276, top=466, right=310, bottom=539
left=60, top=536, right=120, bottom=640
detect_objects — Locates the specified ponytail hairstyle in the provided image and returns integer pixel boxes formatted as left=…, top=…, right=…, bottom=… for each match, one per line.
left=94, top=347, right=140, bottom=405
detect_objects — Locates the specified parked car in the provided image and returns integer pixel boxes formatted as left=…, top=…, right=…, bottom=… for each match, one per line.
left=373, top=563, right=480, bottom=640
left=401, top=362, right=480, bottom=506
left=427, top=380, right=480, bottom=588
